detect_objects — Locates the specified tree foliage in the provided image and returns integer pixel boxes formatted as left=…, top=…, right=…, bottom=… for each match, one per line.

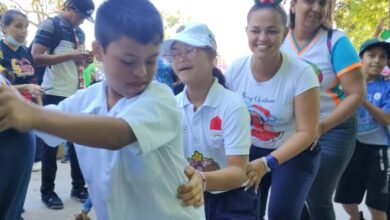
left=335, top=0, right=389, bottom=48
left=160, top=11, right=190, bottom=38
left=6, top=0, right=63, bottom=26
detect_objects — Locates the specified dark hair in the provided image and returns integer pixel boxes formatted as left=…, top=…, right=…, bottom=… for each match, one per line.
left=288, top=0, right=331, bottom=30
left=247, top=3, right=287, bottom=26
left=95, top=0, right=163, bottom=51
left=1, top=9, right=27, bottom=30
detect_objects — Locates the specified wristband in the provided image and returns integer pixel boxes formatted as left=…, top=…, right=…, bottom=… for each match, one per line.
left=260, top=157, right=271, bottom=173
left=265, top=154, right=279, bottom=171
left=197, top=171, right=206, bottom=192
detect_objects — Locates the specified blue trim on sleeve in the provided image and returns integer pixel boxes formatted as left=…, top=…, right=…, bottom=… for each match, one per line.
left=332, top=36, right=360, bottom=73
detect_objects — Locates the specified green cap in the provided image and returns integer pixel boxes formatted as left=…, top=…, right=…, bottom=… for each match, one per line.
left=359, top=38, right=390, bottom=57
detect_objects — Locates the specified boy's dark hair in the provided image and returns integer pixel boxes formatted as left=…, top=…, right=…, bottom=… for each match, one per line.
left=247, top=2, right=287, bottom=26
left=95, top=0, right=163, bottom=51
left=1, top=9, right=27, bottom=32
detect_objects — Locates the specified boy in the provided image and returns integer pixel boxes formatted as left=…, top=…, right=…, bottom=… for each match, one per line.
left=335, top=38, right=390, bottom=220
left=0, top=0, right=205, bottom=219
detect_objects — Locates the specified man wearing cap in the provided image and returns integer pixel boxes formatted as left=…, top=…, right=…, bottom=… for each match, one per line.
left=30, top=0, right=94, bottom=210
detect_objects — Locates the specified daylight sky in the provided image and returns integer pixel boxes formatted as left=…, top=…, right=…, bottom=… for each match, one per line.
left=22, top=0, right=290, bottom=64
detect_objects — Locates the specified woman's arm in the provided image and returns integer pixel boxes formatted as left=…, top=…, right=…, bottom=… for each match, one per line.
left=319, top=68, right=366, bottom=135
left=246, top=87, right=320, bottom=190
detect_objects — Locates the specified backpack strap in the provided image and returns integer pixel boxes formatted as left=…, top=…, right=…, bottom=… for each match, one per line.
left=327, top=29, right=333, bottom=55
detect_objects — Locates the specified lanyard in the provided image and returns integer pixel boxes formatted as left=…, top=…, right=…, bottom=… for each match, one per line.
left=74, top=30, right=85, bottom=89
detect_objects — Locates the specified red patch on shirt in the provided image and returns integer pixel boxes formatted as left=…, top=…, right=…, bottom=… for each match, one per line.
left=210, top=116, right=222, bottom=130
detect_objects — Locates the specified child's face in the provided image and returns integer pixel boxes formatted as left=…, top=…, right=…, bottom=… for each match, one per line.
left=94, top=37, right=159, bottom=99
left=170, top=41, right=214, bottom=86
left=361, top=47, right=389, bottom=78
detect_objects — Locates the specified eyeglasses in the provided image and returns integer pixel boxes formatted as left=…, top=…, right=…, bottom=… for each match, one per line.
left=165, top=47, right=198, bottom=63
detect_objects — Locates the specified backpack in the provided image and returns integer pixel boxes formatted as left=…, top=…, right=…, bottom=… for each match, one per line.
left=29, top=16, right=63, bottom=85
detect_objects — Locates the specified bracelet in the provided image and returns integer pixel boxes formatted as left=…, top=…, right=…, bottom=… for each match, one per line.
left=197, top=171, right=206, bottom=192
left=260, top=157, right=271, bottom=173
left=265, top=154, right=280, bottom=171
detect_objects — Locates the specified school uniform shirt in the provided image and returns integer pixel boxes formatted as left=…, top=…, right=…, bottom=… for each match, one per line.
left=225, top=53, right=319, bottom=149
left=0, top=40, right=35, bottom=85
left=33, top=15, right=85, bottom=97
left=36, top=81, right=205, bottom=220
left=176, top=79, right=251, bottom=193
left=281, top=28, right=361, bottom=119
left=357, top=76, right=390, bottom=146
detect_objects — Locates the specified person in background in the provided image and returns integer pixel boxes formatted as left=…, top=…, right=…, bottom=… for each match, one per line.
left=0, top=63, right=35, bottom=220
left=30, top=0, right=95, bottom=210
left=335, top=39, right=390, bottom=220
left=281, top=0, right=366, bottom=219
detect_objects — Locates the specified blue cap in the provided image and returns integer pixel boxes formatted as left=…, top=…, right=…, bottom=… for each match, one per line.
left=359, top=38, right=390, bottom=57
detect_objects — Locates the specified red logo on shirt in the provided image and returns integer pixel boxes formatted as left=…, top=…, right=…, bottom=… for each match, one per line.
left=210, top=116, right=222, bottom=130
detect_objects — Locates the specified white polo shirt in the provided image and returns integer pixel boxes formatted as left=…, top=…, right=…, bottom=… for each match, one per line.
left=36, top=81, right=205, bottom=220
left=176, top=79, right=251, bottom=190
left=225, top=53, right=319, bottom=149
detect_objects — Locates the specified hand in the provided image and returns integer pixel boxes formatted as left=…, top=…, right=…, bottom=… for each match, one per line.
left=245, top=159, right=267, bottom=193
left=374, top=17, right=385, bottom=38
left=0, top=86, right=37, bottom=132
left=71, top=51, right=91, bottom=63
left=310, top=123, right=324, bottom=150
left=177, top=166, right=204, bottom=207
left=25, top=84, right=44, bottom=97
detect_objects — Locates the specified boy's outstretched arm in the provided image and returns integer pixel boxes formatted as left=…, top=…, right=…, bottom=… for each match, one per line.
left=0, top=86, right=135, bottom=150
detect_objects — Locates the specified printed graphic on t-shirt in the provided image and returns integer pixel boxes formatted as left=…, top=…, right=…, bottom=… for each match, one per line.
left=188, top=151, right=220, bottom=172
left=358, top=92, right=382, bottom=135
left=11, top=58, right=34, bottom=77
left=249, top=104, right=283, bottom=146
left=210, top=116, right=224, bottom=148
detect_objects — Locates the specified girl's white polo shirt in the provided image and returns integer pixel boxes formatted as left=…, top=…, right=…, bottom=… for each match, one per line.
left=176, top=79, right=251, bottom=181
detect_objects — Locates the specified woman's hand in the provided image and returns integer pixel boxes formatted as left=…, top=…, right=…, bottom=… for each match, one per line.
left=245, top=158, right=267, bottom=193
left=177, top=166, right=204, bottom=207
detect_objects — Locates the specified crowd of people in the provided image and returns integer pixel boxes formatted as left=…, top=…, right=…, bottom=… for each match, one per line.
left=0, top=0, right=389, bottom=219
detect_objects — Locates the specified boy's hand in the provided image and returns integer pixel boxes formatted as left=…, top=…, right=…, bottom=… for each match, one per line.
left=245, top=159, right=267, bottom=193
left=177, top=166, right=204, bottom=207
left=0, top=86, right=37, bottom=132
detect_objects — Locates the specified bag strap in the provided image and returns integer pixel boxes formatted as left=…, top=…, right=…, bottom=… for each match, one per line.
left=327, top=30, right=333, bottom=55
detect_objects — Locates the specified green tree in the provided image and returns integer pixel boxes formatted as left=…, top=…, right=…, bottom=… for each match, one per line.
left=335, top=0, right=389, bottom=48
left=160, top=10, right=190, bottom=38
left=6, top=0, right=63, bottom=26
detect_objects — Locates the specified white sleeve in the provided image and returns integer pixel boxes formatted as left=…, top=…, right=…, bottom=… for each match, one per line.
left=118, top=83, right=181, bottom=155
left=223, top=104, right=251, bottom=155
left=34, top=90, right=86, bottom=147
left=294, top=65, right=320, bottom=97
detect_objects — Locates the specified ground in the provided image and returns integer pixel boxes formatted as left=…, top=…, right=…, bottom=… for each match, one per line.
left=22, top=161, right=369, bottom=220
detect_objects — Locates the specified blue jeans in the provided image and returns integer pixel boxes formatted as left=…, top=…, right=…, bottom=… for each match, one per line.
left=204, top=187, right=258, bottom=220
left=305, top=116, right=357, bottom=220
left=82, top=197, right=93, bottom=213
left=250, top=145, right=320, bottom=220
left=0, top=130, right=35, bottom=220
